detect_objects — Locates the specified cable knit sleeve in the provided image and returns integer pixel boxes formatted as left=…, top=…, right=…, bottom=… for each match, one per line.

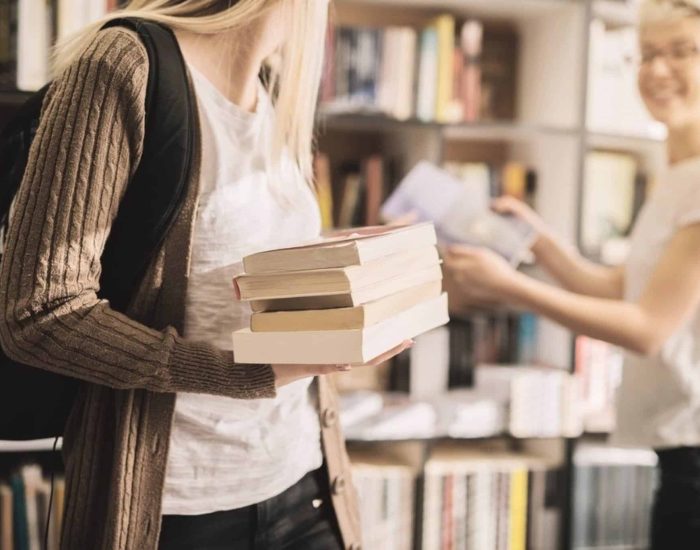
left=0, top=28, right=276, bottom=399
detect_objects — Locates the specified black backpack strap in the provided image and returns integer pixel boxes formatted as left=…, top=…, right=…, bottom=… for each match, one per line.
left=98, top=18, right=195, bottom=313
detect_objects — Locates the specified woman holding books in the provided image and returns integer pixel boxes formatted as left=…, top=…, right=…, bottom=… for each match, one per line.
left=0, top=0, right=410, bottom=548
left=443, top=1, right=700, bottom=547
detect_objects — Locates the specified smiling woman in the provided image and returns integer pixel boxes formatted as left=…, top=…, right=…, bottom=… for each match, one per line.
left=441, top=1, right=700, bottom=548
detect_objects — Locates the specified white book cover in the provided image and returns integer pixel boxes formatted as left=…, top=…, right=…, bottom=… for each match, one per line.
left=382, top=161, right=536, bottom=265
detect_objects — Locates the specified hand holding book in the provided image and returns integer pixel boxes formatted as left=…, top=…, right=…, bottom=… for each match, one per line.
left=271, top=340, right=414, bottom=388
left=231, top=224, right=448, bottom=365
left=381, top=162, right=537, bottom=266
left=441, top=244, right=521, bottom=314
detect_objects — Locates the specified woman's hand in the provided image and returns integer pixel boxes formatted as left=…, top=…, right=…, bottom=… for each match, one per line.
left=491, top=196, right=550, bottom=242
left=272, top=339, right=414, bottom=388
left=442, top=245, right=521, bottom=313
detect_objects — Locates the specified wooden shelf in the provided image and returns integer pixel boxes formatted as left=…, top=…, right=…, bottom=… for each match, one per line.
left=0, top=438, right=62, bottom=453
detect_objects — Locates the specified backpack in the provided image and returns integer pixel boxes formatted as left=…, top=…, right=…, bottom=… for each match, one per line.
left=0, top=18, right=195, bottom=441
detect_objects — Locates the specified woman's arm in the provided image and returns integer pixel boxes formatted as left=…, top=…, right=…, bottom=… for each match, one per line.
left=493, top=196, right=624, bottom=299
left=531, top=232, right=625, bottom=299
left=0, top=29, right=279, bottom=398
left=447, top=222, right=700, bottom=356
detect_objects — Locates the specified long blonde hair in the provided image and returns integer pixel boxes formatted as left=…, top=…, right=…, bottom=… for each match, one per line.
left=52, top=0, right=328, bottom=182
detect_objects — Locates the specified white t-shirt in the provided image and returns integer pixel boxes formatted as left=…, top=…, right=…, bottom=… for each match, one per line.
left=161, top=63, right=323, bottom=515
left=613, top=157, right=700, bottom=449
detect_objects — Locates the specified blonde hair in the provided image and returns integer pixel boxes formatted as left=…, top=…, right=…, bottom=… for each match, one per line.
left=639, top=0, right=700, bottom=25
left=52, top=0, right=328, bottom=182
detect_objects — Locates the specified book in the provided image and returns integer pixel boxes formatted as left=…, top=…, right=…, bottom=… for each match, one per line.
left=381, top=162, right=536, bottom=265
left=251, top=279, right=442, bottom=332
left=16, top=0, right=51, bottom=91
left=587, top=20, right=666, bottom=139
left=242, top=222, right=437, bottom=274
left=433, top=14, right=455, bottom=123
left=338, top=172, right=362, bottom=228
left=480, top=27, right=518, bottom=121
left=0, top=483, right=12, bottom=550
left=232, top=292, right=449, bottom=364
left=350, top=453, right=416, bottom=550
left=581, top=151, right=639, bottom=258
left=10, top=473, right=28, bottom=550
left=363, top=155, right=384, bottom=227
left=235, top=245, right=439, bottom=301
left=250, top=263, right=442, bottom=312
left=416, top=26, right=438, bottom=122
left=0, top=0, right=15, bottom=90
left=573, top=445, right=657, bottom=549
left=460, top=20, right=483, bottom=122
left=314, top=153, right=334, bottom=230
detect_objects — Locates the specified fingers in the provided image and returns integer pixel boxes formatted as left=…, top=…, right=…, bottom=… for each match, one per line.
left=491, top=195, right=522, bottom=213
left=383, top=210, right=419, bottom=227
left=365, top=339, right=414, bottom=366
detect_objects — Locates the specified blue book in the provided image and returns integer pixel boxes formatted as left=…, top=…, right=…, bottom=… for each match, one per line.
left=10, top=473, right=28, bottom=550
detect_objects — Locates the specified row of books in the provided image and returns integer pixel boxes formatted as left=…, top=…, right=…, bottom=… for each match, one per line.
left=317, top=153, right=537, bottom=234
left=581, top=150, right=649, bottom=262
left=0, top=465, right=64, bottom=550
left=422, top=447, right=563, bottom=550
left=349, top=443, right=657, bottom=550
left=572, top=444, right=657, bottom=550
left=231, top=223, right=449, bottom=365
left=0, top=0, right=117, bottom=92
left=575, top=336, right=623, bottom=434
left=390, top=313, right=540, bottom=394
left=314, top=153, right=398, bottom=230
left=341, top=364, right=583, bottom=441
left=348, top=446, right=564, bottom=550
left=351, top=456, right=416, bottom=550
left=587, top=19, right=666, bottom=140
left=321, top=18, right=517, bottom=123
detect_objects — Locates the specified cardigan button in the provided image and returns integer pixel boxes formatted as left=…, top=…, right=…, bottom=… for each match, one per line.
left=322, top=408, right=337, bottom=428
left=332, top=475, right=346, bottom=495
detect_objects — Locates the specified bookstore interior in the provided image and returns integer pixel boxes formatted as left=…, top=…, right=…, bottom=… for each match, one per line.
left=0, top=0, right=683, bottom=549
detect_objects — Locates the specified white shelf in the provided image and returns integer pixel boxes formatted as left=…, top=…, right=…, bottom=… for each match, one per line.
left=336, top=0, right=581, bottom=21
left=593, top=0, right=638, bottom=28
left=320, top=113, right=579, bottom=142
left=0, top=438, right=62, bottom=452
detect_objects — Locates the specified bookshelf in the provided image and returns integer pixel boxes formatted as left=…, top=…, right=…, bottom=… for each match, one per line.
left=320, top=0, right=657, bottom=549
left=0, top=1, right=659, bottom=549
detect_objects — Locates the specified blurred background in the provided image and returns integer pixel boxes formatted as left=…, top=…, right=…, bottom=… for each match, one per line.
left=0, top=1, right=661, bottom=549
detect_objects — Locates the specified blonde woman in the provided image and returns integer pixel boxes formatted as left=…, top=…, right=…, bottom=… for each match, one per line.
left=0, top=1, right=408, bottom=548
left=443, top=1, right=700, bottom=547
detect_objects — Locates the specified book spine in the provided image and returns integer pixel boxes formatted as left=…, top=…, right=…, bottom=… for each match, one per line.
left=434, top=14, right=455, bottom=123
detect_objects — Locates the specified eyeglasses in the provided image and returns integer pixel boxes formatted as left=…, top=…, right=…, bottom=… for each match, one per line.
left=634, top=42, right=700, bottom=68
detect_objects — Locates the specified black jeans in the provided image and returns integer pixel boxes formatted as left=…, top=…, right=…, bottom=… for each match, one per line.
left=158, top=466, right=344, bottom=550
left=652, top=447, right=700, bottom=550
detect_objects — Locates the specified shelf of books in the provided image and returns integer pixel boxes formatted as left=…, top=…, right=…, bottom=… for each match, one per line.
left=0, top=1, right=665, bottom=549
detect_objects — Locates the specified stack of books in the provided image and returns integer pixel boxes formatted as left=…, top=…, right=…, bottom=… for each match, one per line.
left=231, top=223, right=449, bottom=365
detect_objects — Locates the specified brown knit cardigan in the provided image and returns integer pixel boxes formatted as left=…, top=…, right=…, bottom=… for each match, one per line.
left=0, top=27, right=361, bottom=550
